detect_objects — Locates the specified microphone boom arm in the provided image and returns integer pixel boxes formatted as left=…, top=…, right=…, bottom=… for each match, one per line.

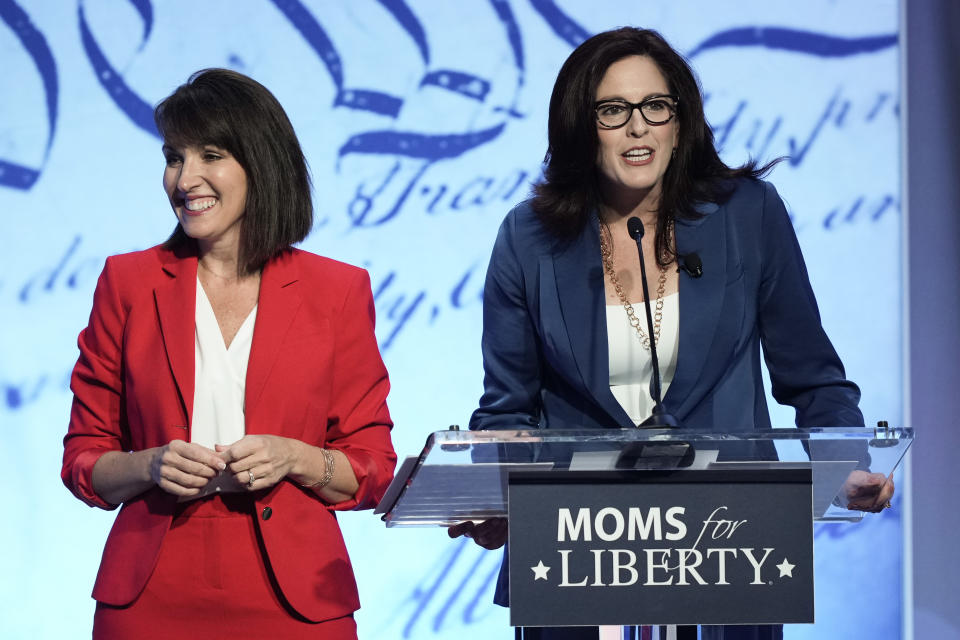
left=626, top=217, right=681, bottom=428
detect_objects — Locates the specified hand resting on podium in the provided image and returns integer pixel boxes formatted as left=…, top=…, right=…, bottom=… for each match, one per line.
left=841, top=471, right=895, bottom=512
left=448, top=518, right=508, bottom=550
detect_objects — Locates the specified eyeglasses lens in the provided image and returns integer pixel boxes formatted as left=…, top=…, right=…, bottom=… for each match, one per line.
left=596, top=99, right=675, bottom=128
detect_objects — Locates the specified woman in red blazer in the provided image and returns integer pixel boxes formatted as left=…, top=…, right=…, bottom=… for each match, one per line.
left=62, top=69, right=396, bottom=639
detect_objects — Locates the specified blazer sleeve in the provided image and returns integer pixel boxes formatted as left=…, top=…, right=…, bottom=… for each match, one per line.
left=469, top=209, right=544, bottom=431
left=62, top=256, right=128, bottom=510
left=324, top=269, right=397, bottom=511
left=756, top=181, right=865, bottom=428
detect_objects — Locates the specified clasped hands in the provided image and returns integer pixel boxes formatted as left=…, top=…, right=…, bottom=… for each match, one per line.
left=150, top=435, right=301, bottom=498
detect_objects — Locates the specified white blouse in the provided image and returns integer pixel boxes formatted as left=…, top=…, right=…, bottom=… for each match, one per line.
left=189, top=276, right=257, bottom=495
left=606, top=292, right=679, bottom=425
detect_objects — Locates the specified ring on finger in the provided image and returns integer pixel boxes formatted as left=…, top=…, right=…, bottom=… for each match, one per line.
left=247, top=470, right=256, bottom=488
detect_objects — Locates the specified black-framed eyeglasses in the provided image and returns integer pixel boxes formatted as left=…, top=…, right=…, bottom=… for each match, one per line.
left=594, top=95, right=679, bottom=129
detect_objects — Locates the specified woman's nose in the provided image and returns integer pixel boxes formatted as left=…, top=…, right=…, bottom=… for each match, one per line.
left=625, top=107, right=649, bottom=136
left=177, top=157, right=202, bottom=192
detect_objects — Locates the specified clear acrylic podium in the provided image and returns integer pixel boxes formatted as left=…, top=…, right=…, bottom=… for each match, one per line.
left=376, top=425, right=912, bottom=637
left=377, top=425, right=913, bottom=526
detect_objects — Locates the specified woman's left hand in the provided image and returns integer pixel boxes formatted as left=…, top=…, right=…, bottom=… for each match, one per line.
left=216, top=435, right=303, bottom=491
left=841, top=470, right=895, bottom=512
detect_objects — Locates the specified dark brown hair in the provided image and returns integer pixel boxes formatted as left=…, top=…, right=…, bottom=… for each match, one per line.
left=532, top=27, right=777, bottom=264
left=155, top=68, right=312, bottom=274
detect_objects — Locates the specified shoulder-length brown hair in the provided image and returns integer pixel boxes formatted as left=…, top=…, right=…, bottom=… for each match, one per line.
left=533, top=28, right=776, bottom=264
left=155, top=68, right=312, bottom=274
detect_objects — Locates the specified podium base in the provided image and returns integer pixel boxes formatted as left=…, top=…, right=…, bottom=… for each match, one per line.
left=597, top=625, right=696, bottom=640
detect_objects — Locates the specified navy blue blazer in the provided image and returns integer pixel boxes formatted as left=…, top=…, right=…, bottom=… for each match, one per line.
left=470, top=178, right=863, bottom=433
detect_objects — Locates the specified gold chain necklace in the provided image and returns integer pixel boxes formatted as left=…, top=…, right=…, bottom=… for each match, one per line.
left=598, top=218, right=671, bottom=351
left=199, top=260, right=232, bottom=280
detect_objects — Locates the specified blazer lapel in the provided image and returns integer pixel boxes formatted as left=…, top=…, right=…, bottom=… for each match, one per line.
left=154, top=246, right=199, bottom=430
left=551, top=219, right=634, bottom=427
left=245, top=251, right=303, bottom=421
left=666, top=201, right=728, bottom=417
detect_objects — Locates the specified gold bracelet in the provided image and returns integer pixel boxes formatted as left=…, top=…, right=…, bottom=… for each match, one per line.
left=300, top=448, right=336, bottom=489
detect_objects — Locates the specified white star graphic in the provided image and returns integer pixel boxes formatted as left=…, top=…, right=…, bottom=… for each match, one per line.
left=531, top=560, right=550, bottom=581
left=777, top=558, right=795, bottom=578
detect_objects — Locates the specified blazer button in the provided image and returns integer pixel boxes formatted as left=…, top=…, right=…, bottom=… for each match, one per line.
left=261, top=506, right=273, bottom=521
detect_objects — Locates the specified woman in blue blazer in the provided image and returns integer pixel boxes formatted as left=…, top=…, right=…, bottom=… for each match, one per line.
left=451, top=27, right=893, bottom=640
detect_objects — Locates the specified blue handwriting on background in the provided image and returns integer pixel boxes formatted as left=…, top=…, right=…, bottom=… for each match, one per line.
left=0, top=3, right=901, bottom=636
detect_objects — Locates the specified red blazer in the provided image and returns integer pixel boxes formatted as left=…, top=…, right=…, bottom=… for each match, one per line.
left=62, top=243, right=396, bottom=622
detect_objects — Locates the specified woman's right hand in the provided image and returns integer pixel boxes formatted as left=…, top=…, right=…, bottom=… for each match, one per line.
left=448, top=517, right=508, bottom=550
left=92, top=441, right=226, bottom=505
left=149, top=439, right=226, bottom=497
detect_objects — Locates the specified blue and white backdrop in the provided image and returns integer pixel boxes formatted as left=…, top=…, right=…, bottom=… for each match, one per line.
left=0, top=1, right=903, bottom=638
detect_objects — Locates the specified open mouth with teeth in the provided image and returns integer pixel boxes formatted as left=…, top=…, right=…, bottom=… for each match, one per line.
left=182, top=197, right=217, bottom=213
left=622, top=148, right=653, bottom=163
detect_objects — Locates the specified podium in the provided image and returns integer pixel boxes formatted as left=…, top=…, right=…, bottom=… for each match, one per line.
left=377, top=425, right=912, bottom=631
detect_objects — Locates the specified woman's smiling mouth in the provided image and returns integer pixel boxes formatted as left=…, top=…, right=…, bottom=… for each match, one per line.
left=622, top=147, right=654, bottom=165
left=182, top=196, right=217, bottom=214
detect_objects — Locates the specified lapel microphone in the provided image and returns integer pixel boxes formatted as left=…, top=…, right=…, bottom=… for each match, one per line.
left=679, top=252, right=703, bottom=278
left=625, top=217, right=681, bottom=429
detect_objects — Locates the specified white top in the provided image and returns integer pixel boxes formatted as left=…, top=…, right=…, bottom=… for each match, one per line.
left=190, top=277, right=257, bottom=495
left=607, top=292, right=679, bottom=425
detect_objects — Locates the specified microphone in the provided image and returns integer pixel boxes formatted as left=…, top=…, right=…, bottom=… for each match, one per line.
left=679, top=252, right=703, bottom=278
left=625, top=217, right=680, bottom=429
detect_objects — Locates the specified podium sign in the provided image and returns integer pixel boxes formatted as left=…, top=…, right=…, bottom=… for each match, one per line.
left=507, top=468, right=814, bottom=627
